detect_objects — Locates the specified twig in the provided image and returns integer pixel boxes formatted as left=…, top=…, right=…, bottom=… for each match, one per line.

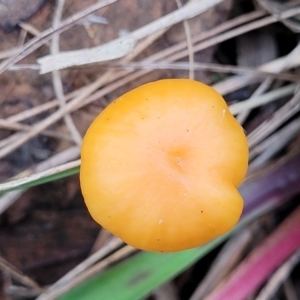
left=105, top=62, right=300, bottom=82
left=0, top=146, right=80, bottom=213
left=36, top=239, right=129, bottom=300
left=248, top=90, right=300, bottom=148
left=0, top=118, right=73, bottom=141
left=38, top=0, right=224, bottom=73
left=236, top=78, right=274, bottom=124
left=2, top=8, right=299, bottom=160
left=0, top=256, right=41, bottom=290
left=283, top=280, right=298, bottom=300
left=255, top=249, right=300, bottom=300
left=236, top=41, right=300, bottom=124
left=19, top=22, right=50, bottom=47
left=0, top=0, right=118, bottom=75
left=0, top=0, right=222, bottom=159
left=175, top=0, right=194, bottom=79
left=229, top=84, right=296, bottom=115
left=1, top=10, right=267, bottom=126
left=0, top=160, right=80, bottom=192
left=249, top=118, right=300, bottom=171
left=189, top=229, right=253, bottom=300
left=51, top=0, right=82, bottom=146
left=250, top=118, right=300, bottom=160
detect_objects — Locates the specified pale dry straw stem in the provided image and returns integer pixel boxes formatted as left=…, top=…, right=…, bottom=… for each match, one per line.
left=229, top=84, right=296, bottom=115
left=255, top=249, right=300, bottom=300
left=6, top=60, right=300, bottom=82
left=0, top=7, right=294, bottom=156
left=237, top=41, right=300, bottom=124
left=0, top=256, right=41, bottom=290
left=100, top=8, right=300, bottom=98
left=51, top=0, right=82, bottom=146
left=143, top=10, right=266, bottom=65
left=17, top=26, right=27, bottom=48
left=2, top=31, right=298, bottom=158
left=36, top=237, right=122, bottom=300
left=0, top=73, right=110, bottom=159
left=213, top=54, right=300, bottom=96
left=0, top=5, right=262, bottom=61
left=249, top=118, right=300, bottom=171
left=38, top=0, right=224, bottom=73
left=108, top=62, right=300, bottom=81
left=1, top=17, right=67, bottom=61
left=249, top=118, right=300, bottom=161
left=0, top=160, right=80, bottom=192
left=248, top=89, right=300, bottom=148
left=0, top=47, right=19, bottom=60
left=81, top=48, right=300, bottom=109
left=0, top=0, right=118, bottom=75
left=7, top=88, right=83, bottom=123
left=77, top=56, right=300, bottom=111
left=0, top=133, right=23, bottom=150
left=0, top=190, right=25, bottom=217
left=0, top=118, right=73, bottom=141
left=4, top=8, right=299, bottom=153
left=0, top=146, right=80, bottom=213
left=38, top=4, right=300, bottom=73
left=283, top=279, right=298, bottom=300
left=37, top=243, right=134, bottom=300
left=19, top=22, right=43, bottom=36
left=8, top=64, right=40, bottom=70
left=2, top=10, right=266, bottom=126
left=150, top=8, right=300, bottom=68
left=236, top=78, right=273, bottom=124
left=19, top=22, right=51, bottom=47
left=79, top=10, right=300, bottom=107
left=189, top=229, right=253, bottom=300
left=0, top=0, right=217, bottom=159
left=175, top=0, right=194, bottom=79
left=0, top=29, right=175, bottom=189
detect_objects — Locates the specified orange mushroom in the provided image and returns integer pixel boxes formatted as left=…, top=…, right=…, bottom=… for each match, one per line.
left=80, top=79, right=248, bottom=252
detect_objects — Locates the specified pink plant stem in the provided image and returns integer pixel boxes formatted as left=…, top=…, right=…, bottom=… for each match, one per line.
left=204, top=205, right=300, bottom=300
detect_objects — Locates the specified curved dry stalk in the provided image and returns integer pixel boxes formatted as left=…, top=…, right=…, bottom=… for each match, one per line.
left=175, top=0, right=195, bottom=79
left=229, top=84, right=296, bottom=115
left=38, top=0, right=223, bottom=73
left=0, top=0, right=118, bottom=75
left=0, top=118, right=72, bottom=141
left=0, top=256, right=41, bottom=290
left=51, top=0, right=82, bottom=146
left=0, top=146, right=80, bottom=214
left=249, top=118, right=300, bottom=171
left=106, top=62, right=300, bottom=81
left=248, top=90, right=300, bottom=148
left=250, top=118, right=300, bottom=161
left=0, top=160, right=80, bottom=192
left=2, top=10, right=267, bottom=127
left=255, top=249, right=300, bottom=300
left=36, top=242, right=134, bottom=300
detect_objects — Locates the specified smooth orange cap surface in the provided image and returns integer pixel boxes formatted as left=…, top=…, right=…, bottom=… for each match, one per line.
left=80, top=79, right=248, bottom=252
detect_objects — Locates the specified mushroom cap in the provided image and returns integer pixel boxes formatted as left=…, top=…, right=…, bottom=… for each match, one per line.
left=80, top=79, right=248, bottom=252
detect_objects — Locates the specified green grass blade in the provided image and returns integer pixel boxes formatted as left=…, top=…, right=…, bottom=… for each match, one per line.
left=58, top=236, right=226, bottom=300
left=0, top=166, right=79, bottom=196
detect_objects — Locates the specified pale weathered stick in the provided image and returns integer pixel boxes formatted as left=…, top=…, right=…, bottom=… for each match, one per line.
left=38, top=0, right=224, bottom=73
left=0, top=160, right=80, bottom=192
left=0, top=0, right=118, bottom=75
left=51, top=0, right=82, bottom=146
left=0, top=146, right=80, bottom=214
